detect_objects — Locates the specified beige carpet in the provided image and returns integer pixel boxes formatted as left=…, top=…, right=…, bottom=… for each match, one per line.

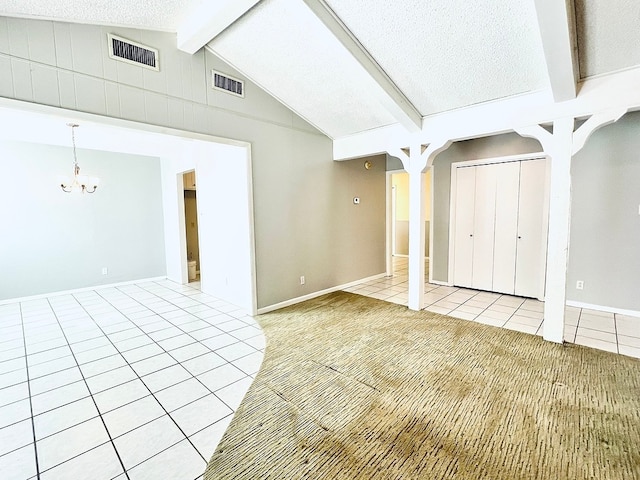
left=204, top=292, right=640, bottom=479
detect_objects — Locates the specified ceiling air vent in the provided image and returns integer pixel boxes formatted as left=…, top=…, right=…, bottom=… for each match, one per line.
left=212, top=70, right=244, bottom=98
left=107, top=34, right=159, bottom=71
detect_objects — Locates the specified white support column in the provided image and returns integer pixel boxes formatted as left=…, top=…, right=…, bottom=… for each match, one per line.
left=516, top=111, right=629, bottom=343
left=407, top=154, right=427, bottom=310
left=542, top=117, right=574, bottom=343
left=398, top=138, right=452, bottom=311
left=516, top=120, right=573, bottom=343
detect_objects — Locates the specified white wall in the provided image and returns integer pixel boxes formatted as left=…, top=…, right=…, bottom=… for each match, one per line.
left=568, top=111, right=640, bottom=311
left=160, top=142, right=255, bottom=313
left=0, top=141, right=166, bottom=300
left=0, top=17, right=387, bottom=310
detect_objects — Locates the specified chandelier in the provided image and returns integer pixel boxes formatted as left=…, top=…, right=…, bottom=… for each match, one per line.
left=60, top=123, right=99, bottom=193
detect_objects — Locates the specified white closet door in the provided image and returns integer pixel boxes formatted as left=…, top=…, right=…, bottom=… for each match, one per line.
left=492, top=162, right=520, bottom=294
left=515, top=159, right=547, bottom=297
left=471, top=164, right=498, bottom=291
left=453, top=167, right=476, bottom=288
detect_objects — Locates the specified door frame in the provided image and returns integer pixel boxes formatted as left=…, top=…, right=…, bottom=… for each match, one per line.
left=387, top=168, right=435, bottom=281
left=448, top=152, right=549, bottom=298
left=168, top=143, right=257, bottom=315
left=386, top=169, right=405, bottom=276
left=179, top=169, right=201, bottom=282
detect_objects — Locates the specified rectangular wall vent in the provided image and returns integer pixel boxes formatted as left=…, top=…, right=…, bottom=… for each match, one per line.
left=108, top=34, right=159, bottom=71
left=212, top=70, right=244, bottom=97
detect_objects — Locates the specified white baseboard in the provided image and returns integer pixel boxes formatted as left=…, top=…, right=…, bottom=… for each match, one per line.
left=566, top=300, right=640, bottom=318
left=428, top=279, right=451, bottom=287
left=391, top=254, right=430, bottom=261
left=257, top=273, right=387, bottom=315
left=0, top=277, right=168, bottom=306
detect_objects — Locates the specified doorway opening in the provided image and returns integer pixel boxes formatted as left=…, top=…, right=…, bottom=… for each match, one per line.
left=183, top=170, right=200, bottom=284
left=386, top=169, right=432, bottom=279
left=0, top=98, right=257, bottom=315
left=168, top=141, right=256, bottom=315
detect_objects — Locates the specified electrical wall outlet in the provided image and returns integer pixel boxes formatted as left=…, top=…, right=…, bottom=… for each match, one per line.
left=576, top=280, right=584, bottom=290
left=300, top=276, right=305, bottom=285
left=102, top=267, right=108, bottom=275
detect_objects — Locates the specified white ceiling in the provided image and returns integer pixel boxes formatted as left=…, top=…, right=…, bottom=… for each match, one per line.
left=209, top=0, right=398, bottom=138
left=323, top=0, right=547, bottom=116
left=0, top=0, right=638, bottom=140
left=575, top=0, right=640, bottom=78
left=0, top=0, right=197, bottom=31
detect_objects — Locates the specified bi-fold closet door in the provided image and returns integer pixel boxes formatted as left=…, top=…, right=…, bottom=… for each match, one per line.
left=452, top=158, right=547, bottom=299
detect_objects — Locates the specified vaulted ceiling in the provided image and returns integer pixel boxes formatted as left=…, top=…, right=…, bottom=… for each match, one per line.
left=1, top=0, right=638, bottom=140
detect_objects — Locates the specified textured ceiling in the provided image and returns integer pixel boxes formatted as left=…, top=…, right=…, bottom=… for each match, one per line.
left=0, top=0, right=199, bottom=31
left=325, top=0, right=547, bottom=116
left=208, top=0, right=398, bottom=138
left=575, top=0, right=640, bottom=78
left=0, top=0, right=638, bottom=140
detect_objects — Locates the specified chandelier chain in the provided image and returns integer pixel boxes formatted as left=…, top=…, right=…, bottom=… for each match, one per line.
left=71, top=124, right=78, bottom=166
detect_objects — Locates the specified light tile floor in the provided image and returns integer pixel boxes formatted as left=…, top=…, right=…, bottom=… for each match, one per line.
left=0, top=280, right=265, bottom=480
left=345, top=257, right=640, bottom=359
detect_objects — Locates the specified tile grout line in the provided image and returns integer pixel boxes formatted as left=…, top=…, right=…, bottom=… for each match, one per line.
left=108, top=284, right=258, bottom=391
left=72, top=290, right=210, bottom=469
left=459, top=292, right=508, bottom=324
left=19, top=301, right=42, bottom=480
left=95, top=283, right=251, bottom=466
left=361, top=266, right=548, bottom=333
left=37, top=295, right=262, bottom=405
left=45, top=296, right=131, bottom=480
